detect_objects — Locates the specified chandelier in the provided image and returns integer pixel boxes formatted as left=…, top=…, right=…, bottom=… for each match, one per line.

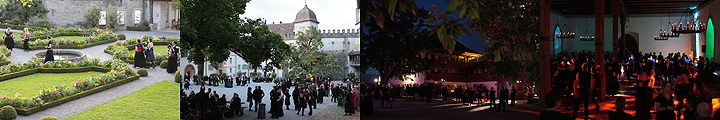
left=555, top=23, right=575, bottom=39
left=654, top=36, right=668, bottom=40
left=671, top=8, right=706, bottom=34
left=579, top=18, right=593, bottom=41
left=580, top=30, right=594, bottom=41
left=656, top=9, right=678, bottom=39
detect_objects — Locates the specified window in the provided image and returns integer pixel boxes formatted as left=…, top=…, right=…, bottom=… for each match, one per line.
left=554, top=25, right=561, bottom=56
left=99, top=11, right=107, bottom=25
left=237, top=65, right=241, bottom=70
left=134, top=10, right=141, bottom=24
left=208, top=64, right=212, bottom=70
left=707, top=18, right=714, bottom=58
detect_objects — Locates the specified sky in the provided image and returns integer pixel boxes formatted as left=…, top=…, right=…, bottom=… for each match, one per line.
left=415, top=0, right=487, bottom=54
left=241, top=0, right=358, bottom=30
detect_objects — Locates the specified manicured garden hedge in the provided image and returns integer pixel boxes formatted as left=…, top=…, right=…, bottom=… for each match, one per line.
left=16, top=74, right=140, bottom=115
left=126, top=26, right=150, bottom=31
left=0, top=58, right=138, bottom=115
left=0, top=26, right=120, bottom=50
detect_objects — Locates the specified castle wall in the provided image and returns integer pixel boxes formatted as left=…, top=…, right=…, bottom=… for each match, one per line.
left=38, top=0, right=151, bottom=29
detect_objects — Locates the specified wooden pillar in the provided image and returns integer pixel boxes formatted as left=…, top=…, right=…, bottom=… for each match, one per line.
left=595, top=0, right=607, bottom=101
left=612, top=0, right=619, bottom=56
left=539, top=0, right=552, bottom=109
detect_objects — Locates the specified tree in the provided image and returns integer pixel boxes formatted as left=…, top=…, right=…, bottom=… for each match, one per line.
left=170, top=0, right=181, bottom=10
left=286, top=27, right=343, bottom=81
left=427, top=0, right=540, bottom=84
left=105, top=5, right=119, bottom=29
left=179, top=0, right=290, bottom=71
left=346, top=72, right=356, bottom=78
left=84, top=6, right=101, bottom=28
left=360, top=8, right=434, bottom=85
left=2, top=0, right=48, bottom=23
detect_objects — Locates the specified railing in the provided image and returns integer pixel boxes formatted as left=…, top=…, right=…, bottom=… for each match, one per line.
left=350, top=61, right=360, bottom=66
left=432, top=59, right=470, bottom=67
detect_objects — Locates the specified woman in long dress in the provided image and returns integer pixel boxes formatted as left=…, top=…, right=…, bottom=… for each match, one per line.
left=144, top=38, right=156, bottom=68
left=133, top=39, right=146, bottom=68
left=344, top=88, right=355, bottom=116
left=4, top=28, right=14, bottom=51
left=22, top=28, right=29, bottom=52
left=44, top=36, right=53, bottom=63
left=167, top=41, right=179, bottom=73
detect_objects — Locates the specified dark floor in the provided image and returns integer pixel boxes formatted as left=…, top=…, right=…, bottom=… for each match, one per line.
left=361, top=97, right=541, bottom=120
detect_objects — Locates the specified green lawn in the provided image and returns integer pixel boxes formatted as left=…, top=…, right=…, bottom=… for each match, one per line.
left=65, top=80, right=180, bottom=120
left=0, top=71, right=105, bottom=97
left=153, top=45, right=168, bottom=55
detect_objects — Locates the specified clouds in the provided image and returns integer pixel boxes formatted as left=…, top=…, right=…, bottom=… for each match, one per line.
left=242, top=0, right=357, bottom=30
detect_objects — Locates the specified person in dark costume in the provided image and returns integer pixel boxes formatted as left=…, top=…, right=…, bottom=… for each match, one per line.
left=510, top=87, right=516, bottom=106
left=296, top=90, right=307, bottom=116
left=489, top=87, right=496, bottom=109
left=360, top=83, right=374, bottom=115
left=655, top=81, right=676, bottom=120
left=284, top=88, right=291, bottom=110
left=167, top=41, right=179, bottom=73
left=44, top=36, right=53, bottom=63
left=247, top=87, right=254, bottom=111
left=3, top=28, right=14, bottom=51
left=572, top=63, right=595, bottom=120
left=144, top=38, right=156, bottom=68
left=133, top=39, right=146, bottom=68
left=253, top=86, right=264, bottom=112
left=344, top=88, right=355, bottom=116
left=498, top=86, right=508, bottom=112
left=22, top=28, right=29, bottom=52
left=293, top=87, right=300, bottom=110
left=317, top=85, right=325, bottom=104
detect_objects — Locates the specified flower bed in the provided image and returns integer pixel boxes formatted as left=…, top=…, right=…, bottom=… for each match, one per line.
left=104, top=36, right=179, bottom=64
left=5, top=26, right=121, bottom=50
left=0, top=58, right=138, bottom=115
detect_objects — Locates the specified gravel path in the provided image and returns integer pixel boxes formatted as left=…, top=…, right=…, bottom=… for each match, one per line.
left=10, top=30, right=179, bottom=120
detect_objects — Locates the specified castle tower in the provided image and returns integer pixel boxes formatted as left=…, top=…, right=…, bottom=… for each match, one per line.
left=293, top=4, right=319, bottom=34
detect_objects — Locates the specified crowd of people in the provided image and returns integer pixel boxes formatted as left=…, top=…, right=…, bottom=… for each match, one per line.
left=361, top=81, right=523, bottom=115
left=132, top=39, right=179, bottom=73
left=181, top=77, right=358, bottom=119
left=543, top=50, right=719, bottom=120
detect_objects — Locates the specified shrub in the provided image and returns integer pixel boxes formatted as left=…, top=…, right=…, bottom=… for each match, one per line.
left=160, top=60, right=168, bottom=68
left=4, top=20, right=13, bottom=25
left=27, top=21, right=50, bottom=29
left=117, top=33, right=126, bottom=40
left=174, top=70, right=182, bottom=83
left=85, top=6, right=101, bottom=28
left=11, top=19, right=21, bottom=25
left=64, top=87, right=79, bottom=96
left=141, top=20, right=149, bottom=27
left=0, top=105, right=16, bottom=120
left=40, top=116, right=59, bottom=120
left=137, top=68, right=148, bottom=77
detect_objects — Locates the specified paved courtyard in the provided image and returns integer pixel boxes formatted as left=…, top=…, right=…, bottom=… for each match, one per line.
left=182, top=81, right=360, bottom=120
left=0, top=29, right=180, bottom=120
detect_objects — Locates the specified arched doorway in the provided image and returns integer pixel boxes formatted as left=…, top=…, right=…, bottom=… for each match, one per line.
left=618, top=33, right=639, bottom=52
left=554, top=25, right=562, bottom=56
left=184, top=65, right=195, bottom=78
left=707, top=18, right=714, bottom=59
